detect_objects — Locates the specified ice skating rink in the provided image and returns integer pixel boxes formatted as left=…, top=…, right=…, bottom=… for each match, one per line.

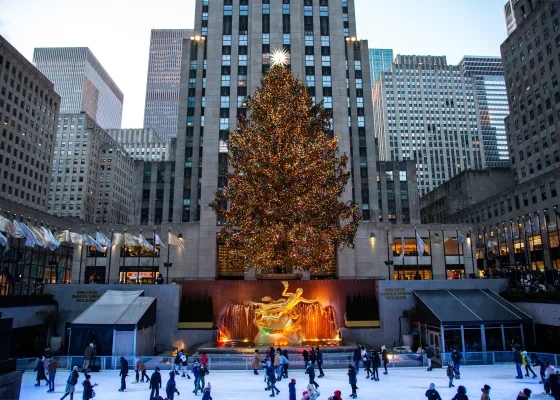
left=20, top=365, right=549, bottom=400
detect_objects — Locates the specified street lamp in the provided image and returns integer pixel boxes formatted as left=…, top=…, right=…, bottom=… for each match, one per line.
left=164, top=262, right=173, bottom=284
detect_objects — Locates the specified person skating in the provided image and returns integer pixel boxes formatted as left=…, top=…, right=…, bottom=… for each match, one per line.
left=303, top=349, right=309, bottom=368
left=381, top=345, right=389, bottom=375
left=174, top=350, right=183, bottom=375
left=310, top=348, right=317, bottom=366
left=513, top=346, right=523, bottom=379
left=274, top=350, right=283, bottom=381
left=371, top=349, right=380, bottom=381
left=82, top=344, right=94, bottom=374
left=81, top=374, right=95, bottom=400
left=289, top=378, right=297, bottom=400
left=47, top=357, right=58, bottom=393
left=521, top=350, right=537, bottom=378
left=149, top=367, right=162, bottom=400
left=426, top=346, right=434, bottom=371
left=480, top=384, right=491, bottom=400
left=352, top=345, right=361, bottom=374
left=136, top=359, right=150, bottom=383
left=281, top=350, right=290, bottom=378
left=517, top=388, right=532, bottom=400
left=362, top=350, right=372, bottom=379
left=202, top=385, right=213, bottom=400
left=447, top=362, right=458, bottom=388
left=543, top=361, right=557, bottom=395
left=452, top=348, right=462, bottom=377
left=452, top=385, right=468, bottom=400
left=334, top=390, right=343, bottom=400
left=60, top=366, right=79, bottom=400
left=118, top=356, right=128, bottom=392
left=347, top=364, right=358, bottom=398
left=180, top=352, right=191, bottom=378
left=34, top=356, right=48, bottom=387
left=268, top=367, right=280, bottom=397
left=532, top=354, right=547, bottom=383
left=301, top=383, right=320, bottom=400
left=316, top=347, right=324, bottom=378
left=165, top=371, right=180, bottom=400
left=198, top=360, right=209, bottom=393
left=305, top=360, right=319, bottom=389
left=425, top=383, right=442, bottom=400
left=192, top=360, right=201, bottom=394
left=251, top=350, right=261, bottom=375
left=200, top=352, right=208, bottom=369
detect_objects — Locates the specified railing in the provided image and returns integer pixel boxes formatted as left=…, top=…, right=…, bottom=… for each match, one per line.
left=440, top=351, right=560, bottom=366
left=16, top=353, right=423, bottom=371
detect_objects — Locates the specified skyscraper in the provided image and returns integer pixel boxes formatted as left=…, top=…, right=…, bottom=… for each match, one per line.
left=33, top=47, right=123, bottom=130
left=460, top=56, right=509, bottom=168
left=0, top=35, right=61, bottom=211
left=143, top=29, right=194, bottom=141
left=504, top=0, right=519, bottom=37
left=368, top=48, right=393, bottom=85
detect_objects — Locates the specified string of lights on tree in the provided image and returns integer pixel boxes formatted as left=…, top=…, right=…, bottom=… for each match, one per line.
left=211, top=60, right=361, bottom=274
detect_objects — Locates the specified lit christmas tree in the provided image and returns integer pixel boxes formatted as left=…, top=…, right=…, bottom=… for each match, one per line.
left=211, top=63, right=361, bottom=274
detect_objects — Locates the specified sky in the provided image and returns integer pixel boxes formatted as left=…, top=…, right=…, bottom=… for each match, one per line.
left=0, top=0, right=508, bottom=128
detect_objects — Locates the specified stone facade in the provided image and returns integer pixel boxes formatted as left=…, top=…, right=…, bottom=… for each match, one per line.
left=0, top=35, right=60, bottom=212
left=106, top=128, right=175, bottom=162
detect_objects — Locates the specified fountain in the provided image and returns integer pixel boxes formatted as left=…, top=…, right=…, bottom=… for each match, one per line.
left=217, top=281, right=340, bottom=347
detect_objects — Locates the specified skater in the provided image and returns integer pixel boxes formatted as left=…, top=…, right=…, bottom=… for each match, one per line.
left=452, top=385, right=468, bottom=400
left=268, top=367, right=280, bottom=397
left=381, top=345, right=389, bottom=375
left=269, top=347, right=275, bottom=360
left=310, top=348, right=317, bottom=366
left=281, top=351, right=290, bottom=378
left=155, top=273, right=164, bottom=284
left=316, top=347, right=324, bottom=378
left=200, top=352, right=208, bottom=369
left=426, top=346, right=434, bottom=371
left=302, top=383, right=320, bottom=400
left=149, top=367, right=162, bottom=400
left=480, top=384, right=491, bottom=400
left=447, top=362, right=458, bottom=388
left=265, top=358, right=274, bottom=391
left=82, top=344, right=94, bottom=374
left=362, top=350, right=372, bottom=379
left=334, top=390, right=343, bottom=400
left=521, top=350, right=537, bottom=378
left=165, top=371, right=180, bottom=400
left=180, top=352, right=191, bottom=378
left=252, top=349, right=261, bottom=375
left=174, top=350, right=183, bottom=374
left=198, top=360, right=209, bottom=393
left=305, top=360, right=319, bottom=389
left=303, top=349, right=310, bottom=367
left=532, top=354, right=546, bottom=383
left=425, top=383, right=442, bottom=400
left=289, top=378, right=296, bottom=400
left=81, top=374, right=95, bottom=400
left=352, top=345, right=361, bottom=374
left=371, top=349, right=380, bottom=381
left=347, top=364, right=357, bottom=398
left=274, top=350, right=283, bottom=381
left=517, top=388, right=532, bottom=400
left=34, top=356, right=48, bottom=386
left=513, top=346, right=523, bottom=379
left=60, top=366, right=79, bottom=400
left=136, top=359, right=150, bottom=382
left=543, top=361, right=557, bottom=395
left=47, top=357, right=58, bottom=393
left=202, top=385, right=213, bottom=400
left=118, top=356, right=128, bottom=392
left=192, top=360, right=201, bottom=394
left=452, top=348, right=462, bottom=376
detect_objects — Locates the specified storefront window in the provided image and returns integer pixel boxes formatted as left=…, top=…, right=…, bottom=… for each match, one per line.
left=503, top=326, right=523, bottom=350
left=485, top=326, right=504, bottom=351
left=463, top=327, right=483, bottom=352
left=444, top=238, right=463, bottom=255
left=393, top=268, right=432, bottom=280
left=393, top=238, right=431, bottom=256
left=443, top=327, right=462, bottom=352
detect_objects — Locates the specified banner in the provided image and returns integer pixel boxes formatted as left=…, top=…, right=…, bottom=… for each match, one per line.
left=154, top=233, right=167, bottom=249
left=416, top=233, right=425, bottom=258
left=169, top=232, right=185, bottom=250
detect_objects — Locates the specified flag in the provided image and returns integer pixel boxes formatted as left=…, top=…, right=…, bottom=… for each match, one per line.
left=124, top=233, right=140, bottom=247
left=399, top=233, right=405, bottom=260
left=169, top=232, right=185, bottom=250
left=138, top=234, right=154, bottom=251
left=83, top=233, right=104, bottom=252
left=0, top=231, right=7, bottom=247
left=41, top=227, right=61, bottom=251
left=457, top=233, right=466, bottom=244
left=29, top=225, right=48, bottom=248
left=487, top=240, right=492, bottom=250
left=430, top=233, right=442, bottom=244
left=70, top=232, right=83, bottom=244
left=112, top=233, right=124, bottom=246
left=13, top=220, right=42, bottom=247
left=416, top=233, right=426, bottom=258
left=532, top=215, right=540, bottom=233
left=7, top=218, right=25, bottom=238
left=96, top=231, right=112, bottom=248
left=154, top=233, right=167, bottom=249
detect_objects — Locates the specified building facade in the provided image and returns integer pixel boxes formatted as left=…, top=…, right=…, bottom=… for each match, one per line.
left=0, top=35, right=60, bottom=211
left=33, top=48, right=123, bottom=130
left=373, top=55, right=486, bottom=196
left=460, top=56, right=510, bottom=168
left=106, top=128, right=175, bottom=162
left=368, top=48, right=393, bottom=85
left=504, top=0, right=519, bottom=37
left=48, top=113, right=134, bottom=224
left=143, top=29, right=194, bottom=141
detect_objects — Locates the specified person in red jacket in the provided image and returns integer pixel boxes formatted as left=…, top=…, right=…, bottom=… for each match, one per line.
left=200, top=352, right=208, bottom=369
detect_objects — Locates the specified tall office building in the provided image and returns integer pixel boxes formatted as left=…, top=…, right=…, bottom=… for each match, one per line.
left=0, top=35, right=60, bottom=211
left=33, top=47, right=123, bottom=130
left=373, top=55, right=485, bottom=196
left=368, top=48, right=393, bottom=85
left=106, top=128, right=175, bottom=162
left=460, top=56, right=510, bottom=167
left=504, top=0, right=519, bottom=37
left=143, top=29, right=194, bottom=141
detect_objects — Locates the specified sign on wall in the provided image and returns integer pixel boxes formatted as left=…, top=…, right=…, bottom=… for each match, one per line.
left=380, top=287, right=412, bottom=301
left=71, top=290, right=101, bottom=303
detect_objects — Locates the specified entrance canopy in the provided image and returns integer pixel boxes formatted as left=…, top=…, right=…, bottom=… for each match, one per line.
left=413, top=289, right=533, bottom=326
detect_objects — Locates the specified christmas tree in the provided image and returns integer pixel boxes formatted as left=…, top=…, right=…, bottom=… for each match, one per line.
left=211, top=64, right=361, bottom=274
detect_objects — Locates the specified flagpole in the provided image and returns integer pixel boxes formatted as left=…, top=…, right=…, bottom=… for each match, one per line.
left=483, top=226, right=488, bottom=276
left=536, top=211, right=545, bottom=276
left=93, top=227, right=99, bottom=283
left=495, top=224, right=501, bottom=277
left=469, top=228, right=475, bottom=278
left=137, top=229, right=142, bottom=284
left=385, top=228, right=391, bottom=280
left=399, top=228, right=403, bottom=280
left=542, top=210, right=552, bottom=287
left=79, top=229, right=85, bottom=284
left=521, top=217, right=530, bottom=281
left=442, top=227, right=447, bottom=280
left=107, top=229, right=113, bottom=284
left=122, top=229, right=127, bottom=284
left=152, top=227, right=156, bottom=284
left=415, top=226, right=419, bottom=278
left=529, top=215, right=536, bottom=275
left=428, top=227, right=433, bottom=280
left=555, top=206, right=560, bottom=278
left=166, top=228, right=171, bottom=284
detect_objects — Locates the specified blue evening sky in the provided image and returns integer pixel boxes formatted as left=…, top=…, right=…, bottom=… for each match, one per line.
left=0, top=0, right=508, bottom=127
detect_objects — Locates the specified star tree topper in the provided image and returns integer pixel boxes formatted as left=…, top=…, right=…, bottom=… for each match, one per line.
left=270, top=48, right=290, bottom=67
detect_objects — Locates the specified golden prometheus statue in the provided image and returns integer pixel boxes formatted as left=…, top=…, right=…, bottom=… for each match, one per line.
left=250, top=281, right=320, bottom=345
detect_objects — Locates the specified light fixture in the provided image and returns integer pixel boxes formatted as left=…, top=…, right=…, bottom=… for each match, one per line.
left=178, top=233, right=183, bottom=239
left=370, top=232, right=376, bottom=238
left=270, top=48, right=290, bottom=67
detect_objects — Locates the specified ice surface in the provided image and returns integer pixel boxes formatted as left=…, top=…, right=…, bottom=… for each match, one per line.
left=20, top=365, right=550, bottom=400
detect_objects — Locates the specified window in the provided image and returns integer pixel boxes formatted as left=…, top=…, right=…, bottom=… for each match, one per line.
left=523, top=192, right=529, bottom=206
left=551, top=181, right=558, bottom=197
left=531, top=189, right=538, bottom=204
left=541, top=185, right=548, bottom=200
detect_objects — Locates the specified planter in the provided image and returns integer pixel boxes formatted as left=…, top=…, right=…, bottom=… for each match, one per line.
left=345, top=320, right=380, bottom=328
left=178, top=322, right=214, bottom=330
left=50, top=336, right=62, bottom=353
